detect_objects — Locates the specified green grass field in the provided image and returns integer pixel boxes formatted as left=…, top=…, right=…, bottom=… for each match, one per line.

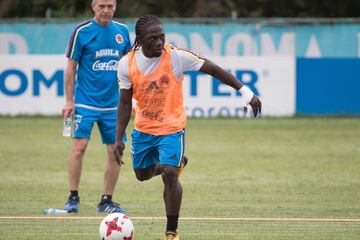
left=0, top=116, right=359, bottom=239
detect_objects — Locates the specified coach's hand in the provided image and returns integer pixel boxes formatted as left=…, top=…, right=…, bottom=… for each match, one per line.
left=62, top=101, right=75, bottom=120
left=114, top=141, right=126, bottom=166
left=249, top=95, right=262, bottom=117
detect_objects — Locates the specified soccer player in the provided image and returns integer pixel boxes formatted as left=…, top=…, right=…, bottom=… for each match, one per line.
left=62, top=0, right=131, bottom=213
left=114, top=15, right=262, bottom=240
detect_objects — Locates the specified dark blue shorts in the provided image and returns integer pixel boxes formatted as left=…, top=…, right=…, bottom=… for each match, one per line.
left=131, top=129, right=185, bottom=169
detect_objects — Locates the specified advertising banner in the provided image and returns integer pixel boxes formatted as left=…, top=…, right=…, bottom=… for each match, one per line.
left=0, top=55, right=66, bottom=115
left=296, top=58, right=360, bottom=115
left=0, top=55, right=295, bottom=116
left=183, top=56, right=295, bottom=117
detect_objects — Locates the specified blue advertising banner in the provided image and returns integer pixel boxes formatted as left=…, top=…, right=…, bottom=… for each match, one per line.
left=296, top=58, right=360, bottom=115
left=1, top=21, right=360, bottom=57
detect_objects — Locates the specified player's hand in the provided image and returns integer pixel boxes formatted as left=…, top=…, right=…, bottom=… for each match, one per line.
left=239, top=85, right=262, bottom=117
left=113, top=141, right=125, bottom=166
left=248, top=95, right=262, bottom=117
left=62, top=101, right=75, bottom=120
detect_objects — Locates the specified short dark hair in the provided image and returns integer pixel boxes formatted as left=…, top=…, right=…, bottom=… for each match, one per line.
left=131, top=15, right=162, bottom=51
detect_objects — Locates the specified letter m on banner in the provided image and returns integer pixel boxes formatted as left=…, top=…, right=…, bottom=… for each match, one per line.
left=33, top=70, right=64, bottom=96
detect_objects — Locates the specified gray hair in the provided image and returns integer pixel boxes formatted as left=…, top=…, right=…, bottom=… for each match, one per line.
left=92, top=0, right=116, bottom=4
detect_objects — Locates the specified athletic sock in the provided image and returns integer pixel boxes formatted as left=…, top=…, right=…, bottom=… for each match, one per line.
left=166, top=215, right=179, bottom=232
left=69, top=191, right=79, bottom=198
left=100, top=195, right=112, bottom=205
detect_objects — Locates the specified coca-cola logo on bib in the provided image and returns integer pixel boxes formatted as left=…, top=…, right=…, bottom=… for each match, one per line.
left=92, top=60, right=118, bottom=71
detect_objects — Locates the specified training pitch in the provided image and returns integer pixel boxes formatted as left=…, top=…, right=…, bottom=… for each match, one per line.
left=0, top=116, right=359, bottom=239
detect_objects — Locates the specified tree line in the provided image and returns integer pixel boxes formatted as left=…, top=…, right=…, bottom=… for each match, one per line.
left=1, top=0, right=359, bottom=19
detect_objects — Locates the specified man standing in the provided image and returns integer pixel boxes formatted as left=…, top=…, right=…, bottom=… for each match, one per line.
left=62, top=0, right=131, bottom=213
left=114, top=15, right=261, bottom=239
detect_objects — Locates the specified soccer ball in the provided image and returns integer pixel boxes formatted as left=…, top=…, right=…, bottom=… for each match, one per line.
left=99, top=213, right=134, bottom=240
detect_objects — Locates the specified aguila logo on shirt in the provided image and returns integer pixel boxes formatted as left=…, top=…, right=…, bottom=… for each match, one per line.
left=115, top=34, right=123, bottom=44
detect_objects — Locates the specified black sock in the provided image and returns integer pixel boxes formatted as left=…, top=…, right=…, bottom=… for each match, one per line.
left=69, top=191, right=79, bottom=198
left=100, top=195, right=112, bottom=205
left=166, top=215, right=179, bottom=232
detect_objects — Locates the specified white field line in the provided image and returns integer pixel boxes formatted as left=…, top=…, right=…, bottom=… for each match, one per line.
left=0, top=216, right=360, bottom=222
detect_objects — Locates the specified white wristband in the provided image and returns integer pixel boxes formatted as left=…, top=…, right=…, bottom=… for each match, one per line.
left=239, top=85, right=254, bottom=106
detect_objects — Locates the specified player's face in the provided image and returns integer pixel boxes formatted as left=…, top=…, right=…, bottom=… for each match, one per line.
left=92, top=0, right=116, bottom=26
left=140, top=23, right=165, bottom=58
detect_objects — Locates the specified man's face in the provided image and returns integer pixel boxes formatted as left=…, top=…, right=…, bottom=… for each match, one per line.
left=140, top=23, right=165, bottom=58
left=92, top=0, right=116, bottom=26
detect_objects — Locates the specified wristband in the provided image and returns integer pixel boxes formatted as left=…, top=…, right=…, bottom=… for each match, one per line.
left=239, top=85, right=254, bottom=106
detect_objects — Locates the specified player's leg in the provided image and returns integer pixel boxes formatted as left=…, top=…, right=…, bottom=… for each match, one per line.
left=158, top=130, right=185, bottom=239
left=161, top=164, right=182, bottom=240
left=96, top=110, right=127, bottom=213
left=131, top=129, right=160, bottom=181
left=65, top=138, right=89, bottom=212
left=133, top=145, right=159, bottom=181
left=153, top=155, right=188, bottom=177
left=68, top=138, right=89, bottom=191
left=134, top=165, right=157, bottom=181
left=102, top=144, right=120, bottom=196
left=64, top=107, right=95, bottom=212
left=151, top=130, right=188, bottom=178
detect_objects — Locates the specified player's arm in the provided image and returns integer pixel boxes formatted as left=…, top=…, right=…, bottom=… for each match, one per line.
left=63, top=59, right=78, bottom=120
left=199, top=59, right=262, bottom=117
left=114, top=88, right=133, bottom=165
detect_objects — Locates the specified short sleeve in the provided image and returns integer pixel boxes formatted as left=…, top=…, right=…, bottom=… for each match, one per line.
left=177, top=48, right=205, bottom=72
left=117, top=56, right=132, bottom=89
left=65, top=28, right=83, bottom=61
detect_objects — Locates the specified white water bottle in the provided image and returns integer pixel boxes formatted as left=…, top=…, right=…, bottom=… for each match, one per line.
left=63, top=117, right=73, bottom=137
left=43, top=208, right=68, bottom=215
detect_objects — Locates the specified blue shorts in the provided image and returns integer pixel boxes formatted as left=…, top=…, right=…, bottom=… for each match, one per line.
left=131, top=129, right=185, bottom=169
left=73, top=107, right=126, bottom=144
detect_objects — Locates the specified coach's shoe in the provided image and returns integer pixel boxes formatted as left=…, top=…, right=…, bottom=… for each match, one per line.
left=164, top=231, right=180, bottom=240
left=178, top=155, right=188, bottom=177
left=96, top=201, right=128, bottom=214
left=64, top=196, right=79, bottom=213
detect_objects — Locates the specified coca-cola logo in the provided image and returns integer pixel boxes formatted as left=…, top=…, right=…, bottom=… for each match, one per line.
left=92, top=60, right=118, bottom=71
left=142, top=110, right=164, bottom=122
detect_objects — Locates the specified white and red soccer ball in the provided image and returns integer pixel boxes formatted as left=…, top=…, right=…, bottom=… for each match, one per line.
left=99, top=213, right=134, bottom=240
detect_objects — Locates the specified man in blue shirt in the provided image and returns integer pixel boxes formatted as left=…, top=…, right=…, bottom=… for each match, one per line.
left=62, top=0, right=131, bottom=213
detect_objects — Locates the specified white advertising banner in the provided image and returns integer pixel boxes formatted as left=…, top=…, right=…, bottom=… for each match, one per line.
left=182, top=56, right=295, bottom=117
left=0, top=55, right=66, bottom=115
left=0, top=55, right=295, bottom=116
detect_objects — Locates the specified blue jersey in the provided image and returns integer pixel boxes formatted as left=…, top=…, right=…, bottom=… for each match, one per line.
left=66, top=19, right=131, bottom=109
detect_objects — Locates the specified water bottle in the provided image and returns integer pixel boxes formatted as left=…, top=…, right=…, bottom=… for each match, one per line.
left=43, top=208, right=69, bottom=215
left=63, top=117, right=73, bottom=137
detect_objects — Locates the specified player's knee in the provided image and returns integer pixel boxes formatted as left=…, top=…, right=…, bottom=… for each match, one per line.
left=72, top=141, right=88, bottom=157
left=136, top=175, right=149, bottom=182
left=135, top=170, right=152, bottom=182
left=161, top=166, right=178, bottom=185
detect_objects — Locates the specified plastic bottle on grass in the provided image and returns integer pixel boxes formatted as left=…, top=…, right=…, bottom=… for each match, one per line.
left=43, top=208, right=69, bottom=215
